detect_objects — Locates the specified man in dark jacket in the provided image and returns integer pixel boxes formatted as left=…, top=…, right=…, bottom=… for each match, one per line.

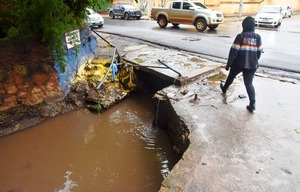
left=220, top=16, right=262, bottom=112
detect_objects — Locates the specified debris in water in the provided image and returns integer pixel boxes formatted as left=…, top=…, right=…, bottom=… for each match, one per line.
left=56, top=171, right=78, bottom=192
left=86, top=103, right=103, bottom=112
left=13, top=123, right=20, bottom=131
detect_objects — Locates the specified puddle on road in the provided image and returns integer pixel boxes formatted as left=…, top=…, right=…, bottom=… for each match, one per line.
left=0, top=95, right=175, bottom=192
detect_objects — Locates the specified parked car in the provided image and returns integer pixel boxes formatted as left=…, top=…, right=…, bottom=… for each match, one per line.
left=86, top=8, right=104, bottom=28
left=281, top=5, right=293, bottom=18
left=151, top=1, right=224, bottom=31
left=255, top=5, right=284, bottom=28
left=107, top=4, right=142, bottom=20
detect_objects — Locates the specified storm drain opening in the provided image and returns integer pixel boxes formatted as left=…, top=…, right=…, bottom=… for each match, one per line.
left=133, top=67, right=191, bottom=162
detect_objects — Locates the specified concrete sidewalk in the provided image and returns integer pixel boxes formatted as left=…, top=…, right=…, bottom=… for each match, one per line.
left=122, top=43, right=300, bottom=191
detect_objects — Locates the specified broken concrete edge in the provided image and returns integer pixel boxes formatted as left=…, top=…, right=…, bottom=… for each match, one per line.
left=122, top=56, right=224, bottom=86
left=153, top=83, right=208, bottom=191
left=153, top=91, right=189, bottom=158
left=122, top=57, right=183, bottom=86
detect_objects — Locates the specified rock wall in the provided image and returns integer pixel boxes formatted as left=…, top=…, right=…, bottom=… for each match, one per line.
left=0, top=37, right=62, bottom=111
left=0, top=27, right=98, bottom=111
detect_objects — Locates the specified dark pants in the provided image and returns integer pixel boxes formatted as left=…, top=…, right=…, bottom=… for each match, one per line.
left=223, top=68, right=256, bottom=106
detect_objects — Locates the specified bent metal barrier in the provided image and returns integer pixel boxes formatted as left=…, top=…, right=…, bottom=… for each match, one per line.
left=91, top=28, right=121, bottom=89
left=91, top=28, right=182, bottom=89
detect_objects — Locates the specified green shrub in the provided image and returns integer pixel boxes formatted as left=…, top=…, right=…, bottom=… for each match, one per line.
left=93, top=0, right=111, bottom=11
left=7, top=27, right=19, bottom=38
left=0, top=0, right=109, bottom=72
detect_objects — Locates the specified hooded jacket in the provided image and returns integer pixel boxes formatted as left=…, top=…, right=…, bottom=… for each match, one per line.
left=226, top=16, right=262, bottom=70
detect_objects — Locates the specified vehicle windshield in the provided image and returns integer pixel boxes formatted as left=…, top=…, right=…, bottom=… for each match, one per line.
left=123, top=4, right=135, bottom=9
left=193, top=2, right=207, bottom=9
left=281, top=6, right=290, bottom=11
left=86, top=8, right=96, bottom=14
left=260, top=6, right=280, bottom=13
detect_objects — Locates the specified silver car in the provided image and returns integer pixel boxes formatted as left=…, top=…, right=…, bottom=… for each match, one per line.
left=108, top=4, right=142, bottom=20
left=86, top=8, right=104, bottom=28
left=255, top=5, right=284, bottom=28
left=282, top=5, right=293, bottom=18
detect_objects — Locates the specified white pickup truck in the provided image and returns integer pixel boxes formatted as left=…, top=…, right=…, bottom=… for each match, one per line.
left=151, top=1, right=224, bottom=31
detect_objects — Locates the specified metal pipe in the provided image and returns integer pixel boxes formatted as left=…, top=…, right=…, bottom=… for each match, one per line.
left=137, top=66, right=170, bottom=69
left=158, top=59, right=182, bottom=76
left=91, top=29, right=182, bottom=88
left=96, top=47, right=117, bottom=89
left=90, top=28, right=121, bottom=89
left=91, top=28, right=114, bottom=47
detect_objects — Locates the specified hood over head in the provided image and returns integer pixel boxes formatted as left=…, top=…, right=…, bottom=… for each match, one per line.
left=242, top=16, right=255, bottom=32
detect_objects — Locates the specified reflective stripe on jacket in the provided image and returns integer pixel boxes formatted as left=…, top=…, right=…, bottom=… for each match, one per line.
left=226, top=32, right=262, bottom=70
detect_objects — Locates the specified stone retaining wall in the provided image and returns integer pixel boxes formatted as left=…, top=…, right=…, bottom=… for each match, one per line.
left=0, top=37, right=62, bottom=111
left=0, top=27, right=98, bottom=112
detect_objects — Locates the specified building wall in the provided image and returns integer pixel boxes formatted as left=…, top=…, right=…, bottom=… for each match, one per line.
left=55, top=27, right=98, bottom=95
left=119, top=0, right=300, bottom=16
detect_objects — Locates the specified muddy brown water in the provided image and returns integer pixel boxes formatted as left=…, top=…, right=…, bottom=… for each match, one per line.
left=0, top=95, right=175, bottom=192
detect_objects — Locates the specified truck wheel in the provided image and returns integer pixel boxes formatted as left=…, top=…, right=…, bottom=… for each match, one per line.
left=109, top=12, right=115, bottom=19
left=208, top=25, right=218, bottom=30
left=158, top=16, right=168, bottom=28
left=195, top=18, right=207, bottom=31
left=124, top=13, right=129, bottom=20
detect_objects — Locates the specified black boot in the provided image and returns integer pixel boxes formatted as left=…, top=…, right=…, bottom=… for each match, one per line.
left=220, top=81, right=226, bottom=94
left=246, top=104, right=256, bottom=112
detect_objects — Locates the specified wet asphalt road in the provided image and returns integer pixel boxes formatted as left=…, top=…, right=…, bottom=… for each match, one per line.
left=95, top=14, right=300, bottom=74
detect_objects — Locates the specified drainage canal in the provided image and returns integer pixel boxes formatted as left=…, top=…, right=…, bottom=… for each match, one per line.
left=0, top=94, right=176, bottom=192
